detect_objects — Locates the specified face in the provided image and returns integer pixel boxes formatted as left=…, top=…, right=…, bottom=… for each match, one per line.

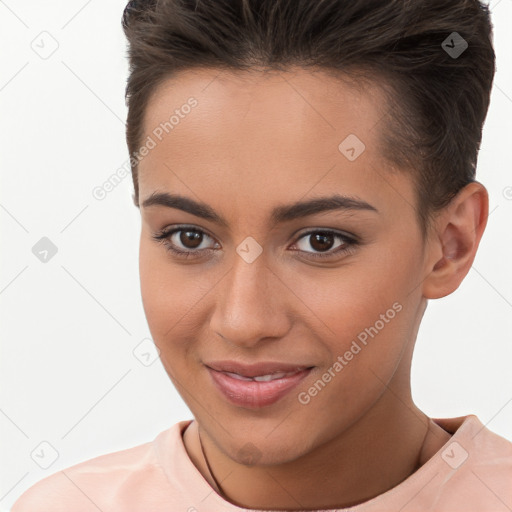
left=138, top=67, right=430, bottom=465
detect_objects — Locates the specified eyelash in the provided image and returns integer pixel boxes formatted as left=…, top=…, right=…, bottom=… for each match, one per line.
left=151, top=225, right=359, bottom=261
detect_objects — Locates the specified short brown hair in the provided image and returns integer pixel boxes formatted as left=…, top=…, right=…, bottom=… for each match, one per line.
left=122, top=0, right=495, bottom=234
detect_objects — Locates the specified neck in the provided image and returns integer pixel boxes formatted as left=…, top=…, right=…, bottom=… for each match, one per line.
left=183, top=386, right=452, bottom=510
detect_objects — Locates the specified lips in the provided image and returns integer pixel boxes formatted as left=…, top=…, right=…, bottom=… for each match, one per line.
left=205, top=360, right=313, bottom=378
left=222, top=370, right=299, bottom=382
left=205, top=360, right=314, bottom=408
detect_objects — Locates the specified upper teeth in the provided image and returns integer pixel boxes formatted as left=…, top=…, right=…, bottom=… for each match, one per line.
left=224, top=371, right=294, bottom=382
left=254, top=372, right=288, bottom=381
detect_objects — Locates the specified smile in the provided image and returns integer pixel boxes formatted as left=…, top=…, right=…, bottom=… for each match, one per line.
left=206, top=366, right=313, bottom=408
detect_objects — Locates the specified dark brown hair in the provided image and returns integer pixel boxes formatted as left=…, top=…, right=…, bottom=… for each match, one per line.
left=122, top=0, right=495, bottom=234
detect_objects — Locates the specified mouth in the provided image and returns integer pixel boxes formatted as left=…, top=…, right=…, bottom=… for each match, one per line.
left=205, top=361, right=314, bottom=408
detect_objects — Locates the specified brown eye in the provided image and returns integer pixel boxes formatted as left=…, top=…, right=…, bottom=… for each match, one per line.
left=295, top=231, right=347, bottom=253
left=151, top=226, right=220, bottom=259
left=292, top=229, right=357, bottom=261
left=179, top=230, right=203, bottom=249
left=168, top=228, right=217, bottom=252
left=308, top=232, right=336, bottom=252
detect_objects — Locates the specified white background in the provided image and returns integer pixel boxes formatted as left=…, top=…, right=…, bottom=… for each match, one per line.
left=1, top=0, right=511, bottom=510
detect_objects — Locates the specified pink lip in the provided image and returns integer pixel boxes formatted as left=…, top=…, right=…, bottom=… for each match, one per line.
left=205, top=360, right=312, bottom=377
left=206, top=366, right=313, bottom=409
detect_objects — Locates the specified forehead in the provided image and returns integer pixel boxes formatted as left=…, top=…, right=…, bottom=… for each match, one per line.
left=143, top=66, right=387, bottom=148
left=138, top=67, right=415, bottom=224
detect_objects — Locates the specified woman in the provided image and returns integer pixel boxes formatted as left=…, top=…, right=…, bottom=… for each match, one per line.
left=12, top=0, right=512, bottom=510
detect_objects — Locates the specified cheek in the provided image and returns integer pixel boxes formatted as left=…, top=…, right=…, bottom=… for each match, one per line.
left=139, top=238, right=218, bottom=353
left=139, top=240, right=190, bottom=340
left=138, top=243, right=198, bottom=386
left=286, top=251, right=413, bottom=341
left=291, top=280, right=413, bottom=433
left=287, top=243, right=420, bottom=394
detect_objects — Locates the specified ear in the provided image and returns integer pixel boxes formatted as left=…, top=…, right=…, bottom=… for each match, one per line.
left=422, top=182, right=489, bottom=299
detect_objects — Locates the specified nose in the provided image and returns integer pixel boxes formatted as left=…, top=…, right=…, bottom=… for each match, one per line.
left=209, top=250, right=292, bottom=349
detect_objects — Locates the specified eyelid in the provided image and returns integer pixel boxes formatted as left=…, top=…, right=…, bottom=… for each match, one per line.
left=156, top=225, right=358, bottom=245
left=153, top=224, right=360, bottom=260
left=154, top=224, right=216, bottom=242
left=290, top=229, right=357, bottom=258
left=293, top=227, right=358, bottom=243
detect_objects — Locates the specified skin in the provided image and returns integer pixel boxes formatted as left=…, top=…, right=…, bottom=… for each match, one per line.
left=136, top=67, right=488, bottom=510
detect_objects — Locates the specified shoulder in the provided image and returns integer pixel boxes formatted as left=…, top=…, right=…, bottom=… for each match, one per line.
left=443, top=414, right=512, bottom=463
left=10, top=427, right=178, bottom=512
left=434, top=415, right=512, bottom=509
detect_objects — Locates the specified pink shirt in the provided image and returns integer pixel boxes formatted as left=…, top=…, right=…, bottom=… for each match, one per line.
left=10, top=414, right=512, bottom=511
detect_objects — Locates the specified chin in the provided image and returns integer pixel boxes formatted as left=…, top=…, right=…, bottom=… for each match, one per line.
left=208, top=421, right=315, bottom=467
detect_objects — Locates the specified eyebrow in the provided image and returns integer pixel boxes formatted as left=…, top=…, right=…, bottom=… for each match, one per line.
left=141, top=192, right=378, bottom=227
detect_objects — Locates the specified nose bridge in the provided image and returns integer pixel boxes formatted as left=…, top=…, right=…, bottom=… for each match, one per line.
left=210, top=248, right=289, bottom=347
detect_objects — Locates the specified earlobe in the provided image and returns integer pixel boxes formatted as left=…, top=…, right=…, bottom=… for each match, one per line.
left=422, top=182, right=489, bottom=299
